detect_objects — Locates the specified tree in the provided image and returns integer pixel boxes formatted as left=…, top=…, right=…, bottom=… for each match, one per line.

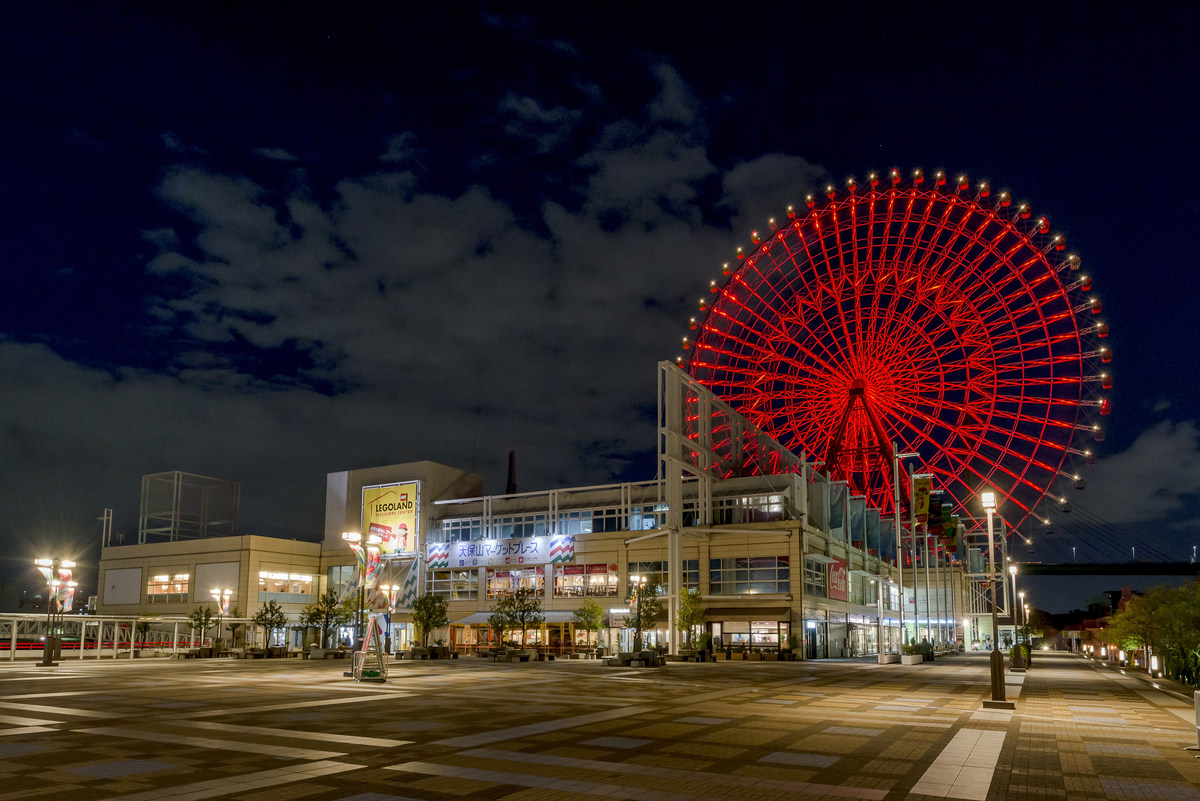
left=135, top=620, right=152, bottom=650
left=226, top=607, right=243, bottom=647
left=299, top=591, right=352, bottom=648
left=674, top=587, right=705, bottom=649
left=1104, top=581, right=1200, bottom=685
left=187, top=606, right=215, bottom=646
left=631, top=575, right=663, bottom=652
left=491, top=586, right=544, bottom=648
left=411, top=592, right=449, bottom=647
left=253, top=600, right=288, bottom=653
left=571, top=598, right=605, bottom=649
left=488, top=610, right=511, bottom=647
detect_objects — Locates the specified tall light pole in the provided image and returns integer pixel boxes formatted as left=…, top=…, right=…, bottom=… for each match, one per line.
left=629, top=574, right=646, bottom=652
left=1008, top=566, right=1024, bottom=669
left=342, top=531, right=366, bottom=644
left=211, top=589, right=231, bottom=653
left=981, top=491, right=1007, bottom=704
left=892, top=448, right=918, bottom=646
left=35, top=558, right=76, bottom=667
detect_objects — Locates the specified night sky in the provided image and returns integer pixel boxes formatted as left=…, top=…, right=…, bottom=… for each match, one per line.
left=3, top=4, right=1198, bottom=612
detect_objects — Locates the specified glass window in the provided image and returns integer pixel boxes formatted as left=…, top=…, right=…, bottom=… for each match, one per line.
left=554, top=564, right=618, bottom=598
left=439, top=517, right=483, bottom=543
left=804, top=558, right=826, bottom=598
left=427, top=569, right=477, bottom=599
left=146, top=572, right=189, bottom=603
left=258, top=572, right=314, bottom=595
left=328, top=565, right=354, bottom=597
left=627, top=560, right=699, bottom=593
left=710, top=556, right=789, bottom=595
left=486, top=567, right=544, bottom=599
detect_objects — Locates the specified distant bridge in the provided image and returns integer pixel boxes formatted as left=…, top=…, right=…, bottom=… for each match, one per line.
left=1016, top=562, right=1200, bottom=577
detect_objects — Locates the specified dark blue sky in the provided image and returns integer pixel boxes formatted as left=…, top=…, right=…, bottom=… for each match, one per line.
left=2, top=4, right=1198, bottom=610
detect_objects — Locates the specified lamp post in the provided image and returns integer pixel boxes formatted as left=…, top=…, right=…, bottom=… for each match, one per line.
left=981, top=491, right=1007, bottom=704
left=892, top=448, right=919, bottom=647
left=211, top=589, right=231, bottom=653
left=629, top=574, right=646, bottom=652
left=1008, top=566, right=1024, bottom=669
left=342, top=531, right=381, bottom=646
left=35, top=558, right=75, bottom=667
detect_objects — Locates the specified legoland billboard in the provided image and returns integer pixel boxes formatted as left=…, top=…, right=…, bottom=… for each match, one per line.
left=361, top=481, right=419, bottom=556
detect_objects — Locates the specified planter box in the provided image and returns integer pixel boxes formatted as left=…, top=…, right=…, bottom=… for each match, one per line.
left=901, top=654, right=923, bottom=665
left=878, top=653, right=900, bottom=664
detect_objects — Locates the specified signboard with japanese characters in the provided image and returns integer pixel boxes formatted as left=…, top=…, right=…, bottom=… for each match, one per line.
left=427, top=535, right=575, bottom=568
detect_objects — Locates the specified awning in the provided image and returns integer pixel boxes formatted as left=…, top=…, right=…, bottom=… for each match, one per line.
left=805, top=554, right=840, bottom=564
left=704, top=606, right=791, bottom=621
left=453, top=611, right=578, bottom=626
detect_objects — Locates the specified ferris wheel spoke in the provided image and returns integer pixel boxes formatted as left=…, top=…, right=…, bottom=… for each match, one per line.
left=688, top=177, right=1098, bottom=527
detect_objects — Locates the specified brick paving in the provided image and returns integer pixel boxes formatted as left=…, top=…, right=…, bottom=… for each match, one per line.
left=0, top=650, right=1194, bottom=799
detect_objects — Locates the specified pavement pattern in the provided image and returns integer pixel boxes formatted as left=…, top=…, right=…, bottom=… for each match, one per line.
left=0, top=650, right=1195, bottom=800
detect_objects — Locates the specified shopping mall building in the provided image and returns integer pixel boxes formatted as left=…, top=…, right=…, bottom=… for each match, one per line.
left=97, top=363, right=975, bottom=657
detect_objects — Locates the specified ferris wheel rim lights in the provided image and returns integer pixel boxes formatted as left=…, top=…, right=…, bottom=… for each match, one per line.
left=682, top=169, right=1109, bottom=527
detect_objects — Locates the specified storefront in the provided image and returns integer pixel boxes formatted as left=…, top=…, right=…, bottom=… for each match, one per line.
left=707, top=608, right=791, bottom=654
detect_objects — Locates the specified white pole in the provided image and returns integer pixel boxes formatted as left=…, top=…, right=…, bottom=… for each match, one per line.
left=893, top=445, right=904, bottom=647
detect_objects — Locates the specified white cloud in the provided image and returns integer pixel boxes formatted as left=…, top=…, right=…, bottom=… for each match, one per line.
left=1082, top=420, right=1200, bottom=524
left=253, top=147, right=300, bottom=162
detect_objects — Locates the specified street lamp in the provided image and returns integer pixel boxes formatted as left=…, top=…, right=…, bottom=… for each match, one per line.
left=211, top=589, right=231, bottom=653
left=35, top=557, right=76, bottom=667
left=342, top=531, right=382, bottom=646
left=981, top=491, right=1008, bottom=704
left=629, top=574, right=647, bottom=653
left=892, top=449, right=919, bottom=646
left=1008, top=565, right=1024, bottom=669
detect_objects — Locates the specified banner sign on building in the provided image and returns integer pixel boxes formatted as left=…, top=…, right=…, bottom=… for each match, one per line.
left=428, top=535, right=576, bottom=568
left=361, top=481, right=419, bottom=555
left=827, top=556, right=849, bottom=601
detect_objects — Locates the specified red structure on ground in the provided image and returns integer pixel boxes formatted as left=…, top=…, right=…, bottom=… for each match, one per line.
left=684, top=170, right=1109, bottom=524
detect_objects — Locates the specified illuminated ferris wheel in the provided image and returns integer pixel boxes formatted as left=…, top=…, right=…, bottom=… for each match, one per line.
left=683, top=169, right=1110, bottom=525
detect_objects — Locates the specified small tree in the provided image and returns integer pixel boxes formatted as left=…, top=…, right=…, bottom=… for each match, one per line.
left=631, top=575, right=663, bottom=652
left=411, top=592, right=450, bottom=647
left=488, top=610, right=511, bottom=647
left=135, top=620, right=152, bottom=650
left=226, top=607, right=243, bottom=647
left=675, top=587, right=705, bottom=649
left=299, top=591, right=352, bottom=648
left=492, top=586, right=544, bottom=648
left=254, top=600, right=288, bottom=653
left=187, top=606, right=215, bottom=646
left=572, top=598, right=605, bottom=649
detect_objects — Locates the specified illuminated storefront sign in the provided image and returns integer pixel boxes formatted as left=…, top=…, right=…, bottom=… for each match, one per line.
left=361, top=481, right=419, bottom=555
left=428, top=535, right=575, bottom=568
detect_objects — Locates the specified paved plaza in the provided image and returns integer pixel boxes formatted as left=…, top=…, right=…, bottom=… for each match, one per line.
left=0, top=651, right=1196, bottom=800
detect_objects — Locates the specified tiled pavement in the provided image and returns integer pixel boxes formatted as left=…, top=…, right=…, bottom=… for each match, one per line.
left=0, top=650, right=1195, bottom=800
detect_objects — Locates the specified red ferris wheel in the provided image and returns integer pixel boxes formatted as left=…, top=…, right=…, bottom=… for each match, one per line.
left=683, top=169, right=1110, bottom=526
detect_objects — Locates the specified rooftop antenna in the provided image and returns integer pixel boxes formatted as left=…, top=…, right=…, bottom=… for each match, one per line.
left=98, top=508, right=113, bottom=548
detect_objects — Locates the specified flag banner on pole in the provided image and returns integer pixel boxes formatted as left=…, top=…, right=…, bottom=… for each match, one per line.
left=927, top=496, right=944, bottom=538
left=399, top=560, right=419, bottom=608
left=363, top=546, right=383, bottom=590
left=913, top=475, right=932, bottom=523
